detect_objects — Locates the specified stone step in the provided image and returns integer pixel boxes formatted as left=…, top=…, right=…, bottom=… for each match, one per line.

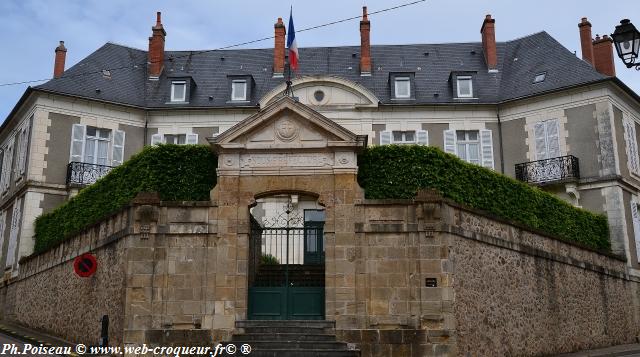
left=241, top=326, right=332, bottom=335
left=231, top=341, right=347, bottom=350
left=221, top=349, right=359, bottom=357
left=231, top=333, right=337, bottom=342
left=236, top=320, right=335, bottom=329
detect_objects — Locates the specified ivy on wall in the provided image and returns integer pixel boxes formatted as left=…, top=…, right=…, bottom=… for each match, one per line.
left=33, top=144, right=610, bottom=255
left=34, top=145, right=217, bottom=254
left=357, top=145, right=610, bottom=251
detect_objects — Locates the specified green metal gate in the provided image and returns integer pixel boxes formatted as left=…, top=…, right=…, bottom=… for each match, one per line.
left=248, top=208, right=325, bottom=320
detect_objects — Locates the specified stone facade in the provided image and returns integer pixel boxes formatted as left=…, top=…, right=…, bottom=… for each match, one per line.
left=0, top=98, right=638, bottom=356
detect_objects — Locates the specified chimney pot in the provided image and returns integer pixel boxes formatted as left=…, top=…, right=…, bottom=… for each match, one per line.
left=593, top=34, right=616, bottom=76
left=481, top=14, right=497, bottom=70
left=148, top=11, right=166, bottom=78
left=53, top=41, right=67, bottom=78
left=360, top=5, right=371, bottom=75
left=273, top=17, right=286, bottom=76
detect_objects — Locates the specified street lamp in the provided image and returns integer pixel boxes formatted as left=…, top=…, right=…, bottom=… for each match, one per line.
left=611, top=19, right=640, bottom=70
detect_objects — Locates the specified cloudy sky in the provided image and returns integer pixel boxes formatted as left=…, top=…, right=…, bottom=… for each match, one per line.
left=0, top=0, right=638, bottom=120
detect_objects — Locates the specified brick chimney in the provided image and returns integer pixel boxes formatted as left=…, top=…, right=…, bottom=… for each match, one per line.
left=360, top=6, right=371, bottom=76
left=481, top=14, right=497, bottom=71
left=148, top=12, right=166, bottom=78
left=578, top=17, right=595, bottom=65
left=593, top=35, right=616, bottom=76
left=273, top=18, right=286, bottom=76
left=53, top=41, right=67, bottom=79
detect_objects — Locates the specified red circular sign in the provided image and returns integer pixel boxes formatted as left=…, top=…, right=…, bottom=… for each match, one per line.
left=73, top=253, right=97, bottom=277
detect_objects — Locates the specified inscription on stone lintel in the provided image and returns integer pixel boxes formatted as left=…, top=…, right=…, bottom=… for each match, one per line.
left=240, top=153, right=334, bottom=168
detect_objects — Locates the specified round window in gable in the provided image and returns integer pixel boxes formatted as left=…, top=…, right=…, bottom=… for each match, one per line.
left=314, top=90, right=325, bottom=103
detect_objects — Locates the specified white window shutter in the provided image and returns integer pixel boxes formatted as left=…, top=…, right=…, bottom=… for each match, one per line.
left=112, top=130, right=125, bottom=166
left=444, top=130, right=456, bottom=154
left=416, top=130, right=428, bottom=146
left=186, top=133, right=198, bottom=145
left=534, top=122, right=547, bottom=160
left=151, top=134, right=163, bottom=146
left=632, top=199, right=640, bottom=263
left=380, top=131, right=392, bottom=145
left=480, top=129, right=494, bottom=169
left=546, top=119, right=561, bottom=159
left=18, top=122, right=30, bottom=176
left=1, top=140, right=14, bottom=193
left=5, top=198, right=21, bottom=268
left=624, top=118, right=640, bottom=175
left=70, top=124, right=86, bottom=163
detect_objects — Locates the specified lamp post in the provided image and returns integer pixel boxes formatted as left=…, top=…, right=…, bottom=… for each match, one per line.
left=611, top=19, right=640, bottom=70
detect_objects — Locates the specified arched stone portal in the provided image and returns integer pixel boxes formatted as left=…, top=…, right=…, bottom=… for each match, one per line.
left=209, top=96, right=367, bottom=326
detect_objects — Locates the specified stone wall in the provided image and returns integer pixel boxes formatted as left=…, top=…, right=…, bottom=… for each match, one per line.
left=437, top=199, right=640, bottom=356
left=0, top=190, right=638, bottom=357
left=9, top=208, right=130, bottom=346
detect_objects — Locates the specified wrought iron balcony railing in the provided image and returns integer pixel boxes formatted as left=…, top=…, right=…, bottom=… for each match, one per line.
left=515, top=155, right=580, bottom=185
left=66, top=162, right=114, bottom=187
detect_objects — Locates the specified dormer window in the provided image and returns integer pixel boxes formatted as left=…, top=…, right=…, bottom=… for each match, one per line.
left=171, top=81, right=187, bottom=102
left=456, top=76, right=473, bottom=98
left=231, top=80, right=248, bottom=101
left=389, top=73, right=415, bottom=100
left=394, top=77, right=411, bottom=98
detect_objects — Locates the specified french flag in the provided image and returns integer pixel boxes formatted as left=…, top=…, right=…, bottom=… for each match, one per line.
left=287, top=8, right=299, bottom=71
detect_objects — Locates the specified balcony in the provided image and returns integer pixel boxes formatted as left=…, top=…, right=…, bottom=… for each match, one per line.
left=515, top=155, right=580, bottom=185
left=66, top=162, right=114, bottom=187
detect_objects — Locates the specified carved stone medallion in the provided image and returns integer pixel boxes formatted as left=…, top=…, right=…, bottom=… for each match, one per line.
left=275, top=117, right=299, bottom=142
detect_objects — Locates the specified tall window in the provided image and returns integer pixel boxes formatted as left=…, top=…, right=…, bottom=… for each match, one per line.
left=70, top=124, right=125, bottom=167
left=533, top=119, right=561, bottom=160
left=5, top=197, right=22, bottom=269
left=85, top=127, right=111, bottom=166
left=456, top=130, right=480, bottom=165
left=231, top=80, right=247, bottom=101
left=624, top=118, right=640, bottom=176
left=0, top=138, right=14, bottom=193
left=394, top=77, right=411, bottom=98
left=444, top=129, right=494, bottom=169
left=14, top=119, right=31, bottom=181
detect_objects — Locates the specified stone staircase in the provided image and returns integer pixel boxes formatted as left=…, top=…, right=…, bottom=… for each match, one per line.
left=225, top=320, right=359, bottom=357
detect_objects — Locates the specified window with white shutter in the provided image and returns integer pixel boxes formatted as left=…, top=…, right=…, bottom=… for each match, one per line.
left=631, top=198, right=640, bottom=263
left=0, top=139, right=14, bottom=193
left=112, top=130, right=125, bottom=166
left=623, top=118, right=640, bottom=176
left=14, top=121, right=31, bottom=181
left=443, top=129, right=494, bottom=169
left=5, top=198, right=21, bottom=268
left=151, top=134, right=163, bottom=145
left=69, top=124, right=86, bottom=163
left=534, top=119, right=561, bottom=160
left=416, top=130, right=428, bottom=145
left=444, top=130, right=456, bottom=154
left=480, top=129, right=494, bottom=169
left=0, top=210, right=5, bottom=266
left=379, top=131, right=391, bottom=145
left=186, top=133, right=199, bottom=145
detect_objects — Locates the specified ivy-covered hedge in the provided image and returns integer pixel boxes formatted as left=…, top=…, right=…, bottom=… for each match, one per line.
left=357, top=145, right=610, bottom=251
left=34, top=145, right=217, bottom=254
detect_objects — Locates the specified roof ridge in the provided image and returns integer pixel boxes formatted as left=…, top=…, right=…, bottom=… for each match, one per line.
left=105, top=41, right=147, bottom=52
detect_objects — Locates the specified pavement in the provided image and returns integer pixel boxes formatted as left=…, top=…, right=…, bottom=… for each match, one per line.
left=554, top=343, right=640, bottom=357
left=0, top=320, right=78, bottom=356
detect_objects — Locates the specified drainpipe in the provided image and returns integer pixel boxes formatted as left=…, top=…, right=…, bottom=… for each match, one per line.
left=497, top=108, right=505, bottom=174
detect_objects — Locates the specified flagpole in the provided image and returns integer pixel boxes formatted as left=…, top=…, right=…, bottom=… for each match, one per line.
left=284, top=5, right=296, bottom=99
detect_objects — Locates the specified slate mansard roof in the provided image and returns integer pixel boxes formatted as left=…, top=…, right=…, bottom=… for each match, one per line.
left=34, top=31, right=609, bottom=109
